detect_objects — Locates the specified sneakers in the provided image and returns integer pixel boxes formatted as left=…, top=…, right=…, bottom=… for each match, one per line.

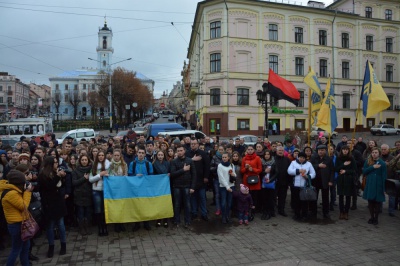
left=244, top=220, right=249, bottom=225
left=215, top=209, right=221, bottom=215
left=238, top=220, right=243, bottom=225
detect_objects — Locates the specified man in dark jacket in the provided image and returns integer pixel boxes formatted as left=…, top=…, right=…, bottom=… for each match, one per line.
left=275, top=146, right=292, bottom=217
left=354, top=137, right=367, bottom=155
left=310, top=145, right=334, bottom=219
left=123, top=144, right=136, bottom=165
left=347, top=140, right=364, bottom=210
left=170, top=144, right=196, bottom=228
left=186, top=138, right=210, bottom=221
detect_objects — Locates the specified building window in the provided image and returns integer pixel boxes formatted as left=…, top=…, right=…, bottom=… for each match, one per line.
left=295, top=57, right=304, bottom=76
left=65, top=84, right=68, bottom=90
left=319, top=30, right=327, bottom=45
left=83, top=84, right=87, bottom=90
left=386, top=65, right=393, bottom=82
left=319, top=59, right=328, bottom=77
left=342, top=61, right=350, bottom=79
left=388, top=95, right=394, bottom=110
left=82, top=92, right=87, bottom=102
left=366, top=35, right=373, bottom=51
left=74, top=84, right=78, bottom=90
left=295, top=27, right=303, bottom=43
left=385, top=9, right=392, bottom=20
left=343, top=93, right=350, bottom=109
left=0, top=85, right=2, bottom=91
left=342, top=33, right=349, bottom=48
left=269, top=55, right=279, bottom=73
left=210, top=53, right=221, bottom=73
left=237, top=119, right=250, bottom=130
left=64, top=108, right=68, bottom=114
left=210, top=21, right=221, bottom=39
left=0, top=97, right=2, bottom=103
left=269, top=24, right=278, bottom=41
left=210, top=88, right=220, bottom=105
left=299, top=91, right=305, bottom=107
left=103, top=60, right=106, bottom=67
left=365, top=7, right=372, bottom=18
left=237, top=88, right=249, bottom=105
left=64, top=94, right=69, bottom=102
left=7, top=97, right=12, bottom=104
left=386, top=38, right=393, bottom=53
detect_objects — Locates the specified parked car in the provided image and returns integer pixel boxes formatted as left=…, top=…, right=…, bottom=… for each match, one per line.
left=309, top=126, right=338, bottom=138
left=144, top=123, right=185, bottom=138
left=133, top=126, right=145, bottom=135
left=114, top=130, right=129, bottom=141
left=168, top=114, right=175, bottom=121
left=57, top=128, right=96, bottom=143
left=157, top=130, right=208, bottom=141
left=232, top=135, right=258, bottom=146
left=370, top=124, right=400, bottom=135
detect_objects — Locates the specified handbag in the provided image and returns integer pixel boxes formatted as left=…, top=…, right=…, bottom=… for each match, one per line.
left=299, top=178, right=317, bottom=201
left=28, top=200, right=43, bottom=226
left=247, top=175, right=259, bottom=184
left=361, top=175, right=367, bottom=191
left=263, top=180, right=275, bottom=189
left=21, top=206, right=40, bottom=242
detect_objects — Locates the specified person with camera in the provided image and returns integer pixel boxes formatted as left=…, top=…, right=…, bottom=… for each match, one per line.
left=38, top=156, right=68, bottom=258
left=217, top=152, right=236, bottom=224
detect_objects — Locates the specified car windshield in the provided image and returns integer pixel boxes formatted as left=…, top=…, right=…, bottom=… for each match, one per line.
left=60, top=132, right=70, bottom=139
left=134, top=127, right=144, bottom=131
left=117, top=131, right=128, bottom=136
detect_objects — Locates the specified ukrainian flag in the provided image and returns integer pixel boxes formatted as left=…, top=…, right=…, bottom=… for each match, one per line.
left=103, top=174, right=173, bottom=223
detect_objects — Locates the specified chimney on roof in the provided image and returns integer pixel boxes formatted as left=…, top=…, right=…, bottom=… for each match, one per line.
left=307, top=1, right=325, bottom=8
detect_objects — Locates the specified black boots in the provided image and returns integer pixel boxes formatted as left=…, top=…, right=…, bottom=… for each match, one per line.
left=60, top=243, right=66, bottom=255
left=47, top=245, right=54, bottom=258
left=96, top=213, right=108, bottom=236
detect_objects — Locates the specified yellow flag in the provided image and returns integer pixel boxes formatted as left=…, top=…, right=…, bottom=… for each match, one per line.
left=304, top=67, right=322, bottom=114
left=316, top=78, right=338, bottom=134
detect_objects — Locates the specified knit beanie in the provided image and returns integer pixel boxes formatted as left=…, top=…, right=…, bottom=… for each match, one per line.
left=7, top=169, right=26, bottom=185
left=18, top=153, right=30, bottom=161
left=240, top=184, right=249, bottom=194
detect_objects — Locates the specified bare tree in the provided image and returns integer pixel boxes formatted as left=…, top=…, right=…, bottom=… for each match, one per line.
left=69, top=89, right=81, bottom=120
left=88, top=91, right=106, bottom=122
left=53, top=90, right=61, bottom=121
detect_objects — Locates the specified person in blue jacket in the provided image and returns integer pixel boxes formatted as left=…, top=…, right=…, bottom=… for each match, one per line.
left=128, top=146, right=154, bottom=231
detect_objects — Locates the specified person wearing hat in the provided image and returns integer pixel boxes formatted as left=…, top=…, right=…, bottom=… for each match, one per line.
left=310, top=145, right=335, bottom=219
left=0, top=169, right=33, bottom=266
left=288, top=152, right=316, bottom=221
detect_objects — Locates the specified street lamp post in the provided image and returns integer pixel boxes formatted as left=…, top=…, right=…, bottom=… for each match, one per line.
left=88, top=57, right=132, bottom=133
left=257, top=83, right=269, bottom=138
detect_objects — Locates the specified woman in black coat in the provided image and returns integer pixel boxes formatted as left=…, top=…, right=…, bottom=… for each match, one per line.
left=38, top=156, right=67, bottom=258
left=72, top=155, right=93, bottom=235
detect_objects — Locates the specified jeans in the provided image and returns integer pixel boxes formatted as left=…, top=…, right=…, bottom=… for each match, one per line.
left=191, top=187, right=207, bottom=217
left=76, top=205, right=92, bottom=222
left=213, top=179, right=221, bottom=211
left=219, top=186, right=234, bottom=219
left=173, top=188, right=191, bottom=225
left=238, top=211, right=249, bottom=222
left=7, top=222, right=30, bottom=266
left=92, top=190, right=104, bottom=214
left=47, top=218, right=66, bottom=245
left=388, top=196, right=396, bottom=214
left=339, top=195, right=351, bottom=213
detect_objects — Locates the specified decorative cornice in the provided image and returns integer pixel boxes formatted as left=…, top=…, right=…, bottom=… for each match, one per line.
left=208, top=10, right=223, bottom=19
left=208, top=41, right=222, bottom=48
left=264, top=43, right=283, bottom=50
left=263, top=13, right=284, bottom=21
left=363, top=53, right=378, bottom=60
left=338, top=51, right=354, bottom=57
left=315, top=48, right=332, bottom=54
left=337, top=22, right=354, bottom=29
left=230, top=41, right=257, bottom=48
left=229, top=10, right=257, bottom=18
left=362, top=24, right=378, bottom=30
left=289, top=16, right=309, bottom=24
left=290, top=46, right=308, bottom=53
left=314, top=19, right=331, bottom=26
left=383, top=55, right=397, bottom=62
left=382, top=26, right=398, bottom=33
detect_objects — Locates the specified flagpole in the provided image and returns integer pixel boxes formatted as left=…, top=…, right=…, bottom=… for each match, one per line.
left=352, top=96, right=362, bottom=151
left=308, top=87, right=311, bottom=148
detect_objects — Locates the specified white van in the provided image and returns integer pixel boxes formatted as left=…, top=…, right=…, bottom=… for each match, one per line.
left=57, top=128, right=96, bottom=143
left=157, top=130, right=208, bottom=141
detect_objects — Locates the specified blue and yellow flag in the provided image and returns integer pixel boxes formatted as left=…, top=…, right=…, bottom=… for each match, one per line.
left=303, top=67, right=322, bottom=124
left=316, top=78, right=338, bottom=134
left=103, top=174, right=173, bottom=223
left=361, top=61, right=390, bottom=118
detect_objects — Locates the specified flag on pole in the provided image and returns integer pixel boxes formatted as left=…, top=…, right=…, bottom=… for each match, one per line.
left=316, top=78, right=338, bottom=133
left=361, top=61, right=390, bottom=118
left=303, top=67, right=323, bottom=124
left=267, top=69, right=300, bottom=106
left=103, top=174, right=173, bottom=223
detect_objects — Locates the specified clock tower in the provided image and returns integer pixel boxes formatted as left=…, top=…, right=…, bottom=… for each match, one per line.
left=97, top=18, right=114, bottom=71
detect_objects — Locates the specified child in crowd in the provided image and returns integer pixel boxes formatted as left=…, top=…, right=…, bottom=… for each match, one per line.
left=233, top=184, right=254, bottom=225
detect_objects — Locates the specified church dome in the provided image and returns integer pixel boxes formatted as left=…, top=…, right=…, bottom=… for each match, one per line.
left=101, top=23, right=110, bottom=31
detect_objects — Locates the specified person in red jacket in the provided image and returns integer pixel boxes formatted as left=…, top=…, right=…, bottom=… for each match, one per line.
left=241, top=145, right=262, bottom=211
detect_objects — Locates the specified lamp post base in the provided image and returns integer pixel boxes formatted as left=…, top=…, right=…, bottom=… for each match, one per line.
left=110, top=127, right=113, bottom=133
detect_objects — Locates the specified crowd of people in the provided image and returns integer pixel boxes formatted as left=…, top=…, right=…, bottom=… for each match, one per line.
left=0, top=132, right=398, bottom=265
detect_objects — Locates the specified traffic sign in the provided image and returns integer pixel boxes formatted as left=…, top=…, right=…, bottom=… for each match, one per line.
left=160, top=103, right=165, bottom=108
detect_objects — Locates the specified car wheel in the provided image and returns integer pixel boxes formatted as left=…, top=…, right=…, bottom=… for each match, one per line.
left=382, top=131, right=387, bottom=136
left=397, top=131, right=400, bottom=135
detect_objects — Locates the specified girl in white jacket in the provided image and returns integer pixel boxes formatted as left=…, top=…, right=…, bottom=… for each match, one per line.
left=217, top=152, right=236, bottom=224
left=89, top=150, right=110, bottom=236
left=287, top=152, right=316, bottom=221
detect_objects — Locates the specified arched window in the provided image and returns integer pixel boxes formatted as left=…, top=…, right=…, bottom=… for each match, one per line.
left=103, top=60, right=106, bottom=67
left=82, top=92, right=87, bottom=101
left=103, top=36, right=107, bottom=49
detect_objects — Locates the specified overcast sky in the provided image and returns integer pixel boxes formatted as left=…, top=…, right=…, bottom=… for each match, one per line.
left=0, top=0, right=332, bottom=98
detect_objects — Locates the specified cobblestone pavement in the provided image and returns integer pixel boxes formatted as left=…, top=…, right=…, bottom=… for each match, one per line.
left=1, top=193, right=399, bottom=266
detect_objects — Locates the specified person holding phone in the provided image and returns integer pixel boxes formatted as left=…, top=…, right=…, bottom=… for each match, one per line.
left=362, top=147, right=387, bottom=225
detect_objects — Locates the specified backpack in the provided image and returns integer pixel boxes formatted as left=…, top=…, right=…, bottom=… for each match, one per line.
left=131, top=161, right=150, bottom=175
left=0, top=189, right=10, bottom=232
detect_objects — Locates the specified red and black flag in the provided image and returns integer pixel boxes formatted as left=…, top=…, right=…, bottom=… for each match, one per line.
left=266, top=69, right=300, bottom=106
